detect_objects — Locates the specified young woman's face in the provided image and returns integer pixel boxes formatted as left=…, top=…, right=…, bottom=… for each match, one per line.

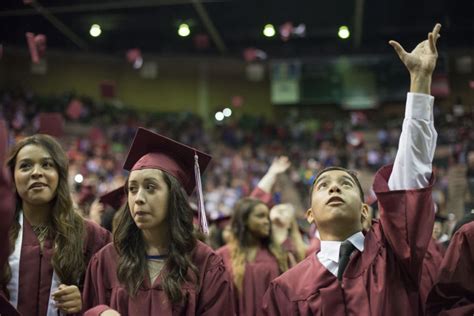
left=14, top=144, right=59, bottom=209
left=247, top=203, right=271, bottom=239
left=128, top=169, right=169, bottom=230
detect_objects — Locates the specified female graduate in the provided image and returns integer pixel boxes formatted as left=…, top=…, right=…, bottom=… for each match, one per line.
left=1, top=133, right=111, bottom=315
left=83, top=127, right=234, bottom=315
left=217, top=197, right=289, bottom=316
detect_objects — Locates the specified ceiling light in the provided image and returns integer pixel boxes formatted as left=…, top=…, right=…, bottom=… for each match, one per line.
left=74, top=174, right=84, bottom=183
left=178, top=23, right=191, bottom=37
left=215, top=111, right=224, bottom=121
left=89, top=24, right=102, bottom=37
left=223, top=108, right=232, bottom=117
left=263, top=24, right=276, bottom=37
left=338, top=26, right=350, bottom=39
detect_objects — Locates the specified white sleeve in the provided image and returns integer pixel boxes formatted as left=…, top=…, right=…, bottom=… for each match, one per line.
left=388, top=93, right=437, bottom=190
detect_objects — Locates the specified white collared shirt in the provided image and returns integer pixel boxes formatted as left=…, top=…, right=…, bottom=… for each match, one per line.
left=317, top=231, right=365, bottom=276
left=317, top=92, right=436, bottom=276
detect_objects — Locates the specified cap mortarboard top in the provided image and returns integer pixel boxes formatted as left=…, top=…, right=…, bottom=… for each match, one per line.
left=99, top=186, right=126, bottom=211
left=123, top=127, right=211, bottom=196
left=123, top=127, right=212, bottom=233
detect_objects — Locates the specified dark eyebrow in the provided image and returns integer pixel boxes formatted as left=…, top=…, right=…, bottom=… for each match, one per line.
left=314, top=175, right=328, bottom=186
left=17, top=158, right=32, bottom=163
left=129, top=178, right=161, bottom=184
left=18, top=157, right=53, bottom=163
left=144, top=178, right=161, bottom=183
left=340, top=175, right=356, bottom=185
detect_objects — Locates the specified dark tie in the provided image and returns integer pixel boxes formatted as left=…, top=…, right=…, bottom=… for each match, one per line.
left=337, top=240, right=356, bottom=281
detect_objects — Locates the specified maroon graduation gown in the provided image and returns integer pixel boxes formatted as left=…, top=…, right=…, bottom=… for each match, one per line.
left=262, top=165, right=435, bottom=316
left=0, top=165, right=19, bottom=315
left=217, top=244, right=281, bottom=316
left=426, top=221, right=474, bottom=316
left=305, top=237, right=320, bottom=258
left=83, top=240, right=234, bottom=316
left=420, top=238, right=444, bottom=307
left=249, top=187, right=273, bottom=207
left=4, top=218, right=111, bottom=316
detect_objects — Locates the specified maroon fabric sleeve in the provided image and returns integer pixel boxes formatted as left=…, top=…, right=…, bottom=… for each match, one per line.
left=83, top=220, right=112, bottom=258
left=262, top=282, right=293, bottom=316
left=420, top=239, right=444, bottom=305
left=196, top=253, right=235, bottom=315
left=426, top=221, right=474, bottom=315
left=83, top=254, right=108, bottom=311
left=250, top=187, right=272, bottom=206
left=373, top=164, right=435, bottom=286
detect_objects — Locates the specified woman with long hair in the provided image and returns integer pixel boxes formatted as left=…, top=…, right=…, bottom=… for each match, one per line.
left=83, top=128, right=234, bottom=315
left=217, top=197, right=289, bottom=315
left=0, top=133, right=111, bottom=315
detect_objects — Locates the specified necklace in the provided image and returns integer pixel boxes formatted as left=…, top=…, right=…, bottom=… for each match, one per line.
left=31, top=225, right=50, bottom=242
left=146, top=254, right=169, bottom=261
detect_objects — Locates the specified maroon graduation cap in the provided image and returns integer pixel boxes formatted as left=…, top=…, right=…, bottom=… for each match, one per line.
left=99, top=186, right=126, bottom=211
left=123, top=127, right=212, bottom=233
left=37, top=112, right=64, bottom=138
left=25, top=32, right=46, bottom=64
left=210, top=214, right=232, bottom=230
left=99, top=80, right=116, bottom=98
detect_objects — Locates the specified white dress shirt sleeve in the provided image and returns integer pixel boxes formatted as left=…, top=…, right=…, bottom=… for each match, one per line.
left=388, top=93, right=437, bottom=190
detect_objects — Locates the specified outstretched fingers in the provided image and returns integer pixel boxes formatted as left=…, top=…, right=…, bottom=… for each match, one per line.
left=389, top=40, right=408, bottom=61
left=429, top=23, right=441, bottom=54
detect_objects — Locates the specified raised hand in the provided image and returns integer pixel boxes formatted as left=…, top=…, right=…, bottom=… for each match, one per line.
left=389, top=23, right=441, bottom=94
left=267, top=156, right=291, bottom=176
left=89, top=198, right=105, bottom=225
left=255, top=156, right=291, bottom=194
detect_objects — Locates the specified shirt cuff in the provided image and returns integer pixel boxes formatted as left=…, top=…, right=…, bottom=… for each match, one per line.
left=404, top=92, right=434, bottom=121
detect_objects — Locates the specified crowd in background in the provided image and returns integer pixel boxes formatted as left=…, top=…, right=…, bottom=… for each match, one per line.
left=1, top=88, right=473, bottom=245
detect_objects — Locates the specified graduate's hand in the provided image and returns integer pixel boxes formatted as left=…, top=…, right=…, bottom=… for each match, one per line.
left=389, top=23, right=441, bottom=94
left=100, top=309, right=121, bottom=316
left=89, top=199, right=105, bottom=225
left=52, top=284, right=82, bottom=314
left=267, top=156, right=291, bottom=176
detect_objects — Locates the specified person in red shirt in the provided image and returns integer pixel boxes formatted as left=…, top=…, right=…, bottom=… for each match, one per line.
left=217, top=197, right=288, bottom=316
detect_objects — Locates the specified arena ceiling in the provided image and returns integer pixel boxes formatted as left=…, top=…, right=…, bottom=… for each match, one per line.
left=0, top=0, right=472, bottom=60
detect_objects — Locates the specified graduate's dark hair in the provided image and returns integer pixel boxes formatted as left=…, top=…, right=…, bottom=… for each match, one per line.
left=114, top=172, right=199, bottom=304
left=229, top=197, right=288, bottom=292
left=311, top=167, right=365, bottom=201
left=1, top=134, right=85, bottom=296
